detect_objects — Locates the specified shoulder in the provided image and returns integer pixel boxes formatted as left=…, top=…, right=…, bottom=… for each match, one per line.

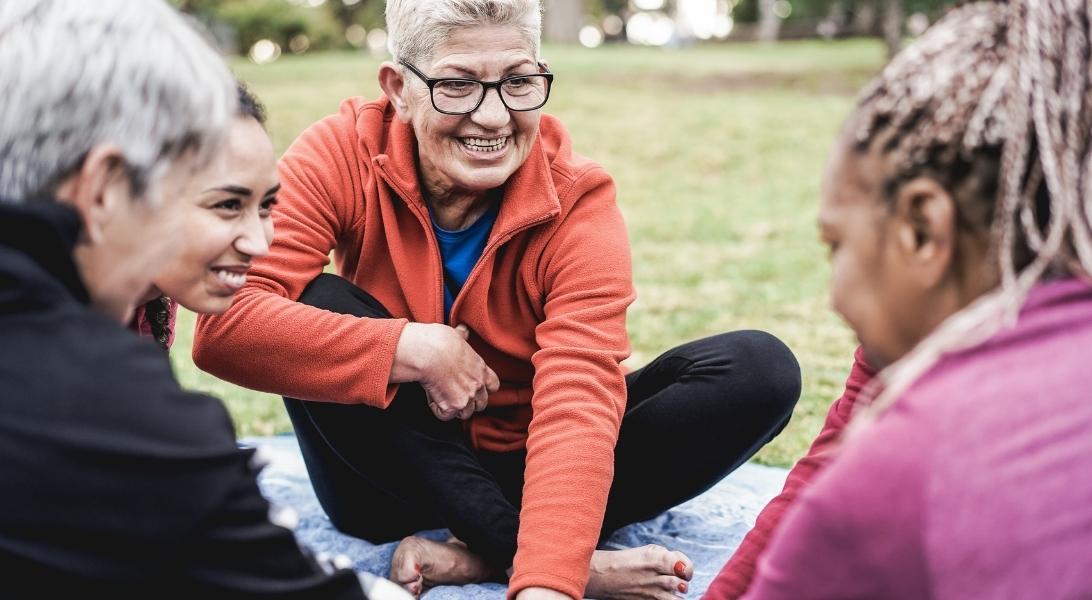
left=538, top=113, right=614, bottom=205
left=34, top=308, right=236, bottom=452
left=283, top=95, right=391, bottom=165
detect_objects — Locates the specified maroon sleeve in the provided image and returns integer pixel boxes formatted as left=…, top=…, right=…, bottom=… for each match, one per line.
left=702, top=347, right=875, bottom=600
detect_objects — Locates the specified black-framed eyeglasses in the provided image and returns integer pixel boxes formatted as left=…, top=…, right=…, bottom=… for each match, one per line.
left=399, top=60, right=554, bottom=115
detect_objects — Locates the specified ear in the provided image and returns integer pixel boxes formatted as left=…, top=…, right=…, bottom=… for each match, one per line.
left=53, top=145, right=131, bottom=245
left=890, top=176, right=957, bottom=288
left=378, top=61, right=413, bottom=123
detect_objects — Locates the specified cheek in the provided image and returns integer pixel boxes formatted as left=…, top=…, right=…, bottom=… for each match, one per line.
left=177, top=219, right=235, bottom=274
left=264, top=218, right=275, bottom=246
left=828, top=252, right=857, bottom=320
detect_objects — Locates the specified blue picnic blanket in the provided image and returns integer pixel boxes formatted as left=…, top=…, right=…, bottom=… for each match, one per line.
left=242, top=436, right=788, bottom=598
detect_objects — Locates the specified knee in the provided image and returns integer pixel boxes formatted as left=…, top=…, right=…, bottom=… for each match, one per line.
left=297, top=273, right=353, bottom=310
left=714, top=330, right=802, bottom=424
left=297, top=273, right=391, bottom=318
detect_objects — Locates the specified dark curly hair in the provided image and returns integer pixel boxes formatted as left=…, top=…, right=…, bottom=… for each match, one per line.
left=236, top=80, right=267, bottom=126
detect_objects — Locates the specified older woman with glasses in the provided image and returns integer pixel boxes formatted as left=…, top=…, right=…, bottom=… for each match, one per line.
left=194, top=1, right=800, bottom=599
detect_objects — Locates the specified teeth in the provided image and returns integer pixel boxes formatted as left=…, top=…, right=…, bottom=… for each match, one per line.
left=215, top=269, right=247, bottom=288
left=461, top=136, right=507, bottom=152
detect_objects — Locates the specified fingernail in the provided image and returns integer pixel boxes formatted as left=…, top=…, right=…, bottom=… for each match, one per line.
left=678, top=582, right=689, bottom=593
left=674, top=560, right=687, bottom=576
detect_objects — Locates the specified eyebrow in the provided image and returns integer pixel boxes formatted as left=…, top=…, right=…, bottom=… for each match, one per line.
left=204, top=183, right=280, bottom=198
left=441, top=59, right=536, bottom=78
left=206, top=184, right=252, bottom=196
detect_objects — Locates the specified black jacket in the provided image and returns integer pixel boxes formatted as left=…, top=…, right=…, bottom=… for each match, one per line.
left=0, top=201, right=366, bottom=599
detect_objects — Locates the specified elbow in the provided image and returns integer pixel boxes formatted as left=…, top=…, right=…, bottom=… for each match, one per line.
left=190, top=313, right=222, bottom=374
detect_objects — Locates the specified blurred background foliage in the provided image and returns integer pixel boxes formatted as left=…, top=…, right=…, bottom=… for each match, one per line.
left=172, top=0, right=960, bottom=62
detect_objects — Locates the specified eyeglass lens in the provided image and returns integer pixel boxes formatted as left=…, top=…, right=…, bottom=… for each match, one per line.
left=432, top=75, right=550, bottom=113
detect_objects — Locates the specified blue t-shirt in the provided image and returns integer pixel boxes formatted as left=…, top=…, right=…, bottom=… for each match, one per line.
left=432, top=205, right=499, bottom=321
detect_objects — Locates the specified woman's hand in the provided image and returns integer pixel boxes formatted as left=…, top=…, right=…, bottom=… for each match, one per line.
left=392, top=322, right=500, bottom=420
left=514, top=588, right=571, bottom=600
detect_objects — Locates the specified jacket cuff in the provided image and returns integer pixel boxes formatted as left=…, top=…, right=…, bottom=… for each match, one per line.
left=507, top=572, right=583, bottom=600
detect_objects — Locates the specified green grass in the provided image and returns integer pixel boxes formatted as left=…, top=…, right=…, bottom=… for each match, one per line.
left=172, top=39, right=885, bottom=467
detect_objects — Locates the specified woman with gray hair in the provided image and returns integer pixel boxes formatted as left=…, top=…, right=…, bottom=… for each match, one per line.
left=195, top=1, right=800, bottom=598
left=0, top=1, right=379, bottom=596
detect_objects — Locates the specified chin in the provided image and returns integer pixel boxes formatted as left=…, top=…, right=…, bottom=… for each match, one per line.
left=180, top=294, right=233, bottom=316
left=462, top=169, right=516, bottom=191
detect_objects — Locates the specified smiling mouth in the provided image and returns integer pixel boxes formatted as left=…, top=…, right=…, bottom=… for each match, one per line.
left=459, top=136, right=509, bottom=153
left=211, top=267, right=247, bottom=290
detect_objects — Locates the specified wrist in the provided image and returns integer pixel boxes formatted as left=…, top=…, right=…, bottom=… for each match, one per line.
left=391, top=322, right=430, bottom=383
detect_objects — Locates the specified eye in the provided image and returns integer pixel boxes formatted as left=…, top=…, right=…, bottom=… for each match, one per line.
left=259, top=197, right=278, bottom=216
left=212, top=198, right=242, bottom=211
left=435, top=80, right=477, bottom=97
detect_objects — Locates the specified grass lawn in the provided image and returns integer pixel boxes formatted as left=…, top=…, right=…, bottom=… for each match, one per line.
left=172, top=39, right=886, bottom=468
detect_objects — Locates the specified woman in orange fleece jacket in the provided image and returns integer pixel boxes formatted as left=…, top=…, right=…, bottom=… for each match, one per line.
left=193, top=1, right=800, bottom=599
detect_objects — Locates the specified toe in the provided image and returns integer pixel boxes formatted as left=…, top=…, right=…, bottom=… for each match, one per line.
left=390, top=537, right=425, bottom=584
left=656, top=574, right=689, bottom=593
left=669, top=551, right=694, bottom=581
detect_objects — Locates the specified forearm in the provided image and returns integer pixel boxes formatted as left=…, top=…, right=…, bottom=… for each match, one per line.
left=194, top=286, right=406, bottom=406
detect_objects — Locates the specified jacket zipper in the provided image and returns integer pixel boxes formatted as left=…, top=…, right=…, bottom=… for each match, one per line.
left=378, top=168, right=557, bottom=325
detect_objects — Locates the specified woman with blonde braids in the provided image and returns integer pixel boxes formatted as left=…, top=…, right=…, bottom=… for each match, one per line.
left=739, top=1, right=1092, bottom=597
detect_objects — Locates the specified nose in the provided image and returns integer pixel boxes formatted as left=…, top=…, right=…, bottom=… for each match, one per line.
left=234, top=211, right=271, bottom=259
left=470, top=86, right=510, bottom=129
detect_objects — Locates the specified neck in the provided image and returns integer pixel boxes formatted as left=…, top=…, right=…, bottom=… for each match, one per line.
left=427, top=188, right=496, bottom=231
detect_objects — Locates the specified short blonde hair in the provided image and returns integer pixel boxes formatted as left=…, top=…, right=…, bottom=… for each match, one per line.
left=385, top=0, right=542, bottom=65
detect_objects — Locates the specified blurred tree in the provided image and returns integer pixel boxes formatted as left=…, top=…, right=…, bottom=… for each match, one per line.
left=757, top=0, right=782, bottom=41
left=544, top=0, right=583, bottom=42
left=328, top=0, right=369, bottom=30
left=881, top=0, right=904, bottom=57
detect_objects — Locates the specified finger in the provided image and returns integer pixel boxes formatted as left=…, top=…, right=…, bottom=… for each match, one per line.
left=430, top=401, right=456, bottom=421
left=484, top=366, right=500, bottom=392
left=435, top=408, right=457, bottom=421
left=456, top=393, right=477, bottom=420
left=472, top=386, right=488, bottom=413
left=455, top=324, right=469, bottom=339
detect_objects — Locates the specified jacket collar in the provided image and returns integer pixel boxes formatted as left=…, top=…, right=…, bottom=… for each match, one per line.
left=369, top=97, right=561, bottom=239
left=0, top=199, right=90, bottom=305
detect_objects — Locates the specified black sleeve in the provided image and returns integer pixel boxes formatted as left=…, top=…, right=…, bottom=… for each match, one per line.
left=175, top=445, right=367, bottom=599
left=16, top=317, right=369, bottom=599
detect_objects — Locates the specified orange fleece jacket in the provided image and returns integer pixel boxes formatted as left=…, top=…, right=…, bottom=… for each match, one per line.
left=193, top=96, right=635, bottom=599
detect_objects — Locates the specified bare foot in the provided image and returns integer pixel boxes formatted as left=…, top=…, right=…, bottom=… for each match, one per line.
left=389, top=536, right=494, bottom=597
left=584, top=545, right=694, bottom=599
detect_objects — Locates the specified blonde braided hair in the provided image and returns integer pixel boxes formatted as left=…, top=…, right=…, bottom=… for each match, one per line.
left=847, top=0, right=1092, bottom=432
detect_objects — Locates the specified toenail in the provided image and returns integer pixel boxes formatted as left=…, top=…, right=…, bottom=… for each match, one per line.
left=678, top=582, right=689, bottom=593
left=674, top=560, right=686, bottom=576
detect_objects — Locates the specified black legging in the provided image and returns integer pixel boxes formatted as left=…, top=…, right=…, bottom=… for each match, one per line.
left=284, top=274, right=801, bottom=568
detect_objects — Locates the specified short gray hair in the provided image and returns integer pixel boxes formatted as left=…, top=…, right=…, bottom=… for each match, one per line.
left=385, top=0, right=542, bottom=66
left=0, top=0, right=236, bottom=203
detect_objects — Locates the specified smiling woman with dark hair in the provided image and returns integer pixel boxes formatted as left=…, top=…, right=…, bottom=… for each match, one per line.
left=132, top=82, right=278, bottom=349
left=193, top=2, right=801, bottom=598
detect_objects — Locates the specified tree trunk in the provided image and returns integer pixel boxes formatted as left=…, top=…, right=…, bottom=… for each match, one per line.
left=758, top=0, right=783, bottom=42
left=882, top=0, right=904, bottom=58
left=851, top=1, right=878, bottom=36
left=542, top=0, right=583, bottom=44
